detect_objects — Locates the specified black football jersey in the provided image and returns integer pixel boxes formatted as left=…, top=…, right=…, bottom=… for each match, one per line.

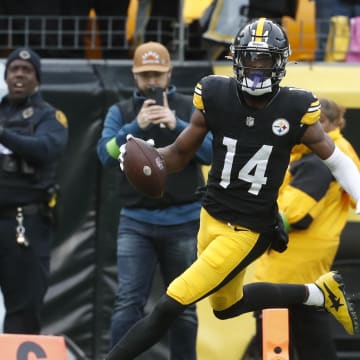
left=193, top=75, right=320, bottom=232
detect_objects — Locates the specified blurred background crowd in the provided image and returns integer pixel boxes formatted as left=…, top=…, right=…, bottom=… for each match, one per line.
left=0, top=0, right=359, bottom=63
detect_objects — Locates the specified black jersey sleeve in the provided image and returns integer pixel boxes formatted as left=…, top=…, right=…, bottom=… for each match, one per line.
left=193, top=75, right=234, bottom=113
left=286, top=87, right=321, bottom=126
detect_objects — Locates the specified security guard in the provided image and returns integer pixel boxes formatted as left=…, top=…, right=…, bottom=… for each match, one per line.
left=0, top=48, right=68, bottom=334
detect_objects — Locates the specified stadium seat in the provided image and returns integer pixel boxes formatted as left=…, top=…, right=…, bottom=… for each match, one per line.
left=282, top=0, right=316, bottom=61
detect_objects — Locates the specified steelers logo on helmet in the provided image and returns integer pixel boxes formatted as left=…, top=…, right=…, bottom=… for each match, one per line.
left=272, top=119, right=290, bottom=136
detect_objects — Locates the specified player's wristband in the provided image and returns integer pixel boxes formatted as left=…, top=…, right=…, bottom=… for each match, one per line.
left=280, top=212, right=292, bottom=233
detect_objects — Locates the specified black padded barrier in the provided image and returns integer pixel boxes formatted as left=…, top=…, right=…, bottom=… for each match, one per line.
left=40, top=60, right=119, bottom=359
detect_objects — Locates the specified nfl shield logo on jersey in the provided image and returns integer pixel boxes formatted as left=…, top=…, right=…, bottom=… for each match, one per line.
left=246, top=116, right=255, bottom=127
left=272, top=119, right=290, bottom=136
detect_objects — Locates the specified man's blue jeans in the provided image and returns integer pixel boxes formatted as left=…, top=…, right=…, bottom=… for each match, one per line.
left=110, top=215, right=198, bottom=360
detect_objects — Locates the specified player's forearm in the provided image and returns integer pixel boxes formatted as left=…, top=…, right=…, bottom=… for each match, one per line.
left=158, top=144, right=193, bottom=173
left=159, top=117, right=209, bottom=173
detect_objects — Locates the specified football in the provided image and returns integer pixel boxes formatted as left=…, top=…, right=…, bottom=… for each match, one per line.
left=123, top=137, right=167, bottom=198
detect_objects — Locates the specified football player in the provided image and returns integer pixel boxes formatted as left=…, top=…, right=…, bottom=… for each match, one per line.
left=106, top=18, right=360, bottom=360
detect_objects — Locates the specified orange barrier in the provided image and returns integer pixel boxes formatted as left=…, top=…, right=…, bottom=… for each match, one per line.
left=262, top=308, right=289, bottom=360
left=0, top=334, right=67, bottom=360
left=84, top=9, right=102, bottom=59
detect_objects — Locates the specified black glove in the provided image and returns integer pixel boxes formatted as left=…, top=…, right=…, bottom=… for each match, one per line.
left=270, top=213, right=289, bottom=253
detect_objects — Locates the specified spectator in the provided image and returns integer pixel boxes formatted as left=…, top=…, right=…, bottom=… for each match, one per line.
left=315, top=0, right=360, bottom=61
left=250, top=97, right=360, bottom=359
left=0, top=48, right=68, bottom=333
left=97, top=41, right=212, bottom=358
left=105, top=18, right=360, bottom=360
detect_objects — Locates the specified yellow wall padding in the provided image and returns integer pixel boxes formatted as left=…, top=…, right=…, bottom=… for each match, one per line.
left=213, top=63, right=360, bottom=109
